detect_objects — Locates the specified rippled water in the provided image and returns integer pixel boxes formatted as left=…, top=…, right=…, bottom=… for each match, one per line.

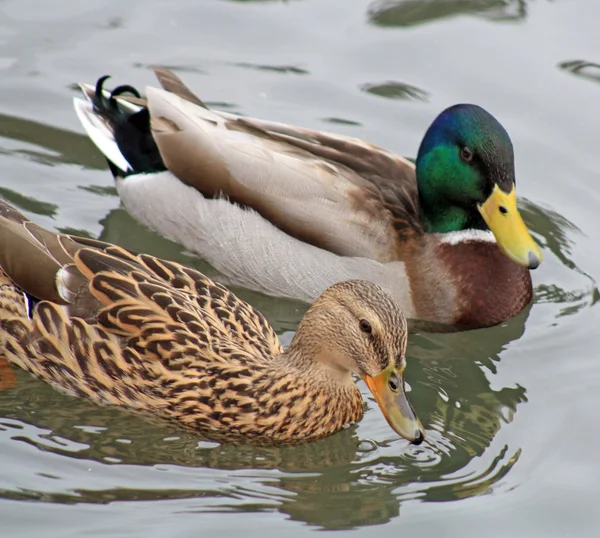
left=0, top=0, right=599, bottom=535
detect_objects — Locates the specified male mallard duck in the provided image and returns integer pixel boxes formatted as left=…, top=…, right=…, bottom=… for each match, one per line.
left=73, top=67, right=542, bottom=331
left=0, top=200, right=424, bottom=445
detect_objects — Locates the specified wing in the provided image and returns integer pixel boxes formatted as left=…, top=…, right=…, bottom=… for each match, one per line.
left=0, top=201, right=283, bottom=412
left=148, top=68, right=423, bottom=261
left=0, top=297, right=167, bottom=408
left=74, top=248, right=284, bottom=360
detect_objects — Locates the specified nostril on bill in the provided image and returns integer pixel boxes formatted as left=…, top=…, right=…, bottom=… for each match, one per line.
left=411, top=429, right=425, bottom=445
left=528, top=251, right=540, bottom=270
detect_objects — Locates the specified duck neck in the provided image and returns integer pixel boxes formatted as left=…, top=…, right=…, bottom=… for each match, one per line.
left=279, top=342, right=355, bottom=389
left=416, top=149, right=487, bottom=233
left=259, top=329, right=365, bottom=442
left=420, top=200, right=471, bottom=233
left=418, top=185, right=488, bottom=233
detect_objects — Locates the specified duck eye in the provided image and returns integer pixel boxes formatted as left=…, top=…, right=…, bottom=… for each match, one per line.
left=359, top=319, right=372, bottom=334
left=388, top=373, right=400, bottom=392
left=460, top=146, right=474, bottom=162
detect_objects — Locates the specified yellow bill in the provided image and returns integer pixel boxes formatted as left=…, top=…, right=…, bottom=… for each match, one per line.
left=363, top=364, right=425, bottom=444
left=477, top=184, right=542, bottom=269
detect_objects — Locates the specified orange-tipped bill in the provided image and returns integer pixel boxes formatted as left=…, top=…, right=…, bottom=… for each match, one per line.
left=363, top=365, right=425, bottom=444
left=478, top=184, right=542, bottom=269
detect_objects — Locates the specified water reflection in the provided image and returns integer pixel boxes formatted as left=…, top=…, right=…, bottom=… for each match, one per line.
left=224, top=0, right=297, bottom=3
left=409, top=310, right=529, bottom=462
left=368, top=0, right=529, bottom=28
left=321, top=117, right=362, bottom=127
left=521, top=200, right=579, bottom=268
left=360, top=81, right=429, bottom=102
left=279, top=473, right=401, bottom=528
left=520, top=200, right=599, bottom=314
left=559, top=60, right=600, bottom=85
left=0, top=360, right=16, bottom=391
left=0, top=113, right=104, bottom=171
left=234, top=63, right=309, bottom=75
left=0, top=187, right=58, bottom=217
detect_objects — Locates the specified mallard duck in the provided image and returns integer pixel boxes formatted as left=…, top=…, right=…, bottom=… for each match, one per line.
left=73, top=67, right=542, bottom=331
left=0, top=200, right=424, bottom=445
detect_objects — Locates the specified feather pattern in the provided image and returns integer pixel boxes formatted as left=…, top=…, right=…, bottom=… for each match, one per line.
left=0, top=200, right=422, bottom=445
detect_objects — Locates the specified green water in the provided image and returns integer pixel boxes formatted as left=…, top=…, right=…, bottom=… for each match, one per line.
left=0, top=0, right=599, bottom=535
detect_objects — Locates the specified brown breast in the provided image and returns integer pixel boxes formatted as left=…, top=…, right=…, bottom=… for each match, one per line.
left=405, top=236, right=533, bottom=330
left=437, top=239, right=533, bottom=329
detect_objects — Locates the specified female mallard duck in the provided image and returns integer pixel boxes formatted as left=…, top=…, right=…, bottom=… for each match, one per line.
left=0, top=200, right=424, bottom=445
left=73, top=67, right=542, bottom=331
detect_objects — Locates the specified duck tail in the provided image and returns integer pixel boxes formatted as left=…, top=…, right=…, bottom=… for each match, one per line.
left=73, top=75, right=166, bottom=178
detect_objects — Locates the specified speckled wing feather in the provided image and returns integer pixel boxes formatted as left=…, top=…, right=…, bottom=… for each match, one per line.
left=0, top=201, right=283, bottom=412
left=76, top=248, right=284, bottom=360
left=0, top=295, right=164, bottom=408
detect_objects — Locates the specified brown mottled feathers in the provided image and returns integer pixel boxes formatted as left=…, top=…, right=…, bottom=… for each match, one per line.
left=0, top=200, right=373, bottom=445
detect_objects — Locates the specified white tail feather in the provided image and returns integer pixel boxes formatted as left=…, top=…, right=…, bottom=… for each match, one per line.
left=73, top=97, right=132, bottom=174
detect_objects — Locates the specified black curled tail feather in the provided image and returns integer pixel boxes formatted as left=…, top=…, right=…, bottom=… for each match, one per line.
left=91, top=75, right=167, bottom=178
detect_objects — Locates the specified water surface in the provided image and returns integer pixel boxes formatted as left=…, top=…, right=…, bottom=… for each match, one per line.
left=0, top=0, right=599, bottom=536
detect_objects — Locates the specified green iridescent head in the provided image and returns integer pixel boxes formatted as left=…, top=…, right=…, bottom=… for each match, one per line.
left=415, top=104, right=541, bottom=269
